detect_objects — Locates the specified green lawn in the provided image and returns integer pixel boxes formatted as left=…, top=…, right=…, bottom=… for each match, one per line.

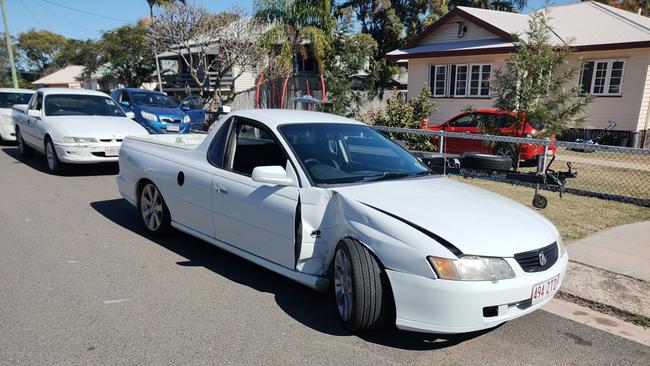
left=453, top=177, right=650, bottom=242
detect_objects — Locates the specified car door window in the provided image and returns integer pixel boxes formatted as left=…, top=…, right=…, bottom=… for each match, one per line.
left=226, top=120, right=287, bottom=176
left=208, top=117, right=233, bottom=168
left=448, top=114, right=478, bottom=128
left=121, top=91, right=130, bottom=104
left=32, top=93, right=43, bottom=111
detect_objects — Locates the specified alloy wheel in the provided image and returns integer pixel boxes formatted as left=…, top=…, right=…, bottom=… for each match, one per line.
left=334, top=248, right=353, bottom=322
left=140, top=184, right=163, bottom=232
left=46, top=141, right=55, bottom=171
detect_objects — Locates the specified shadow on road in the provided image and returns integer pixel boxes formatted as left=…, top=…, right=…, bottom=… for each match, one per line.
left=1, top=147, right=119, bottom=176
left=90, top=198, right=494, bottom=350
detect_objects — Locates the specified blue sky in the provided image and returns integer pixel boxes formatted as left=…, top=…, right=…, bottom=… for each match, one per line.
left=7, top=0, right=577, bottom=40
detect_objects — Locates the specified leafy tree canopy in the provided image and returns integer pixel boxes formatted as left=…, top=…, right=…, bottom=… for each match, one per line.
left=90, top=24, right=156, bottom=88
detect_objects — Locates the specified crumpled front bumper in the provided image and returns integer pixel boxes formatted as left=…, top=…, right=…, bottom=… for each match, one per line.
left=387, top=252, right=568, bottom=334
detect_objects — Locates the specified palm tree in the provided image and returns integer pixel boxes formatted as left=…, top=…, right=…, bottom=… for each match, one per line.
left=255, top=0, right=332, bottom=77
left=146, top=0, right=186, bottom=19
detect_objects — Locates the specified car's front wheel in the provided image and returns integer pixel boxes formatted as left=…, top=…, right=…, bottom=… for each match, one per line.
left=334, top=238, right=390, bottom=332
left=44, top=138, right=64, bottom=173
left=139, top=182, right=171, bottom=235
left=16, top=128, right=34, bottom=157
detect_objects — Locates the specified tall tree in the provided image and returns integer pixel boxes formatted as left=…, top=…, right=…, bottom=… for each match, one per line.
left=255, top=0, right=332, bottom=77
left=145, top=0, right=185, bottom=19
left=492, top=9, right=593, bottom=163
left=149, top=2, right=265, bottom=106
left=448, top=0, right=527, bottom=12
left=336, top=1, right=441, bottom=97
left=323, top=8, right=377, bottom=116
left=88, top=24, right=156, bottom=87
left=17, top=29, right=68, bottom=73
left=54, top=39, right=98, bottom=69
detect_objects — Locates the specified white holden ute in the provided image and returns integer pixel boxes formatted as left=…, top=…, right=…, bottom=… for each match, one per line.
left=116, top=109, right=568, bottom=334
left=13, top=88, right=147, bottom=173
left=0, top=88, right=34, bottom=143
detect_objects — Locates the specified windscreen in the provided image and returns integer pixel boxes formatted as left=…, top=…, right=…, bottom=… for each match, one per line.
left=132, top=92, right=179, bottom=108
left=279, top=123, right=429, bottom=185
left=0, top=92, right=33, bottom=108
left=44, top=94, right=126, bottom=117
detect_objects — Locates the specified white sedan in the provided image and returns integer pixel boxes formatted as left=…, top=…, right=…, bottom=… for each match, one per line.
left=0, top=88, right=34, bottom=143
left=13, top=88, right=147, bottom=173
left=116, top=109, right=568, bottom=334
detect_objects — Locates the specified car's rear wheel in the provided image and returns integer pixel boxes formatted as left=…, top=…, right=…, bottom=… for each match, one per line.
left=334, top=238, right=389, bottom=332
left=139, top=182, right=171, bottom=234
left=16, top=128, right=34, bottom=157
left=44, top=138, right=64, bottom=173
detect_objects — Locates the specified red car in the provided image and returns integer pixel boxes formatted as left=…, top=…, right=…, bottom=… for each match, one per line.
left=423, top=109, right=556, bottom=162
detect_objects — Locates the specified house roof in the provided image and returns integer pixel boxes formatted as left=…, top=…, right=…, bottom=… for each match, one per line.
left=389, top=1, right=650, bottom=60
left=31, top=65, right=85, bottom=85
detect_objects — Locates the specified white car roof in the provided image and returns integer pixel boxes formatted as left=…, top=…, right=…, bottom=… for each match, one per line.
left=37, top=88, right=110, bottom=98
left=0, top=88, right=34, bottom=94
left=232, top=109, right=364, bottom=128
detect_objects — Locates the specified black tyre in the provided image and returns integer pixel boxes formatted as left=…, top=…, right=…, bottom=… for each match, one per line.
left=462, top=153, right=513, bottom=171
left=333, top=238, right=390, bottom=332
left=139, top=182, right=171, bottom=235
left=532, top=194, right=548, bottom=209
left=16, top=128, right=34, bottom=157
left=44, top=138, right=65, bottom=173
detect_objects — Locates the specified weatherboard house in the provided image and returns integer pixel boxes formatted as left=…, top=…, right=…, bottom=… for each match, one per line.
left=388, top=1, right=650, bottom=148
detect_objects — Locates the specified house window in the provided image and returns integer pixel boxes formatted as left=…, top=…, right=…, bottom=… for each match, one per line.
left=469, top=64, right=491, bottom=97
left=455, top=65, right=468, bottom=96
left=430, top=65, right=448, bottom=97
left=429, top=63, right=491, bottom=98
left=579, top=59, right=625, bottom=96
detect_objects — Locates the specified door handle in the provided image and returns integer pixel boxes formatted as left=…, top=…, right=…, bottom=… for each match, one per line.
left=214, top=184, right=228, bottom=195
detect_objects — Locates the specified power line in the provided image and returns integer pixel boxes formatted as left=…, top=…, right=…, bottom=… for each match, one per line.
left=19, top=0, right=45, bottom=28
left=37, top=0, right=130, bottom=23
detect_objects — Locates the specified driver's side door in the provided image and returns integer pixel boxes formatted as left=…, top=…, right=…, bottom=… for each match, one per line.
left=210, top=118, right=300, bottom=269
left=22, top=92, right=44, bottom=150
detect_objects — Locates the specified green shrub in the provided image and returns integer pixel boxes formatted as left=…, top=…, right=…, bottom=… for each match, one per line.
left=366, top=87, right=436, bottom=151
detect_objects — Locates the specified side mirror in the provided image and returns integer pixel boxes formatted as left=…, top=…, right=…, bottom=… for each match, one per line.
left=251, top=166, right=295, bottom=186
left=120, top=101, right=130, bottom=107
left=181, top=105, right=190, bottom=111
left=125, top=111, right=136, bottom=120
left=28, top=109, right=41, bottom=119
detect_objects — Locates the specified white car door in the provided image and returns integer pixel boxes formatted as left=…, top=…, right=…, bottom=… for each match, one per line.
left=22, top=92, right=44, bottom=149
left=210, top=118, right=300, bottom=269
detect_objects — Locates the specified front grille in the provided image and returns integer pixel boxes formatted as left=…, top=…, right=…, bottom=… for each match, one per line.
left=160, top=117, right=182, bottom=124
left=514, top=242, right=558, bottom=272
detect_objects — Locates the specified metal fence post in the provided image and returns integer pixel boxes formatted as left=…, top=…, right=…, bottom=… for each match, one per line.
left=439, top=135, right=445, bottom=153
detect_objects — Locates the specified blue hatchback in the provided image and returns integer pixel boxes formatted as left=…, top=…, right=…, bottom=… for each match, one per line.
left=111, top=88, right=196, bottom=134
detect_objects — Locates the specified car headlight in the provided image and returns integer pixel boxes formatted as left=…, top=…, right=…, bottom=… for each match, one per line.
left=140, top=111, right=158, bottom=121
left=62, top=137, right=99, bottom=143
left=557, top=235, right=567, bottom=257
left=183, top=115, right=191, bottom=123
left=428, top=256, right=515, bottom=281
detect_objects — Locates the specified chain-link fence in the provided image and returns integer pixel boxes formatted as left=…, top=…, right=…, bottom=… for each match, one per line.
left=373, top=126, right=650, bottom=207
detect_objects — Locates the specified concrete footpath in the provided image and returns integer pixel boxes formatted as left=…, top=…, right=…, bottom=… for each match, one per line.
left=561, top=221, right=650, bottom=319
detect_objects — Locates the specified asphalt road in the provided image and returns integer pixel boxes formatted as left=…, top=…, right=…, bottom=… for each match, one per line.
left=1, top=145, right=649, bottom=366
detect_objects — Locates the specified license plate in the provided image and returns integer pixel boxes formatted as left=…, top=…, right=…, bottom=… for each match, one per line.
left=166, top=125, right=180, bottom=132
left=531, top=274, right=559, bottom=305
left=104, top=147, right=120, bottom=157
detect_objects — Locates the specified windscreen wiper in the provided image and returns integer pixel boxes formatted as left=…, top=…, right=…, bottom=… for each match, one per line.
left=362, top=171, right=410, bottom=182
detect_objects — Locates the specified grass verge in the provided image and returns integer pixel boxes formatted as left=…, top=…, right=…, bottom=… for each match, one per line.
left=453, top=177, right=650, bottom=241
